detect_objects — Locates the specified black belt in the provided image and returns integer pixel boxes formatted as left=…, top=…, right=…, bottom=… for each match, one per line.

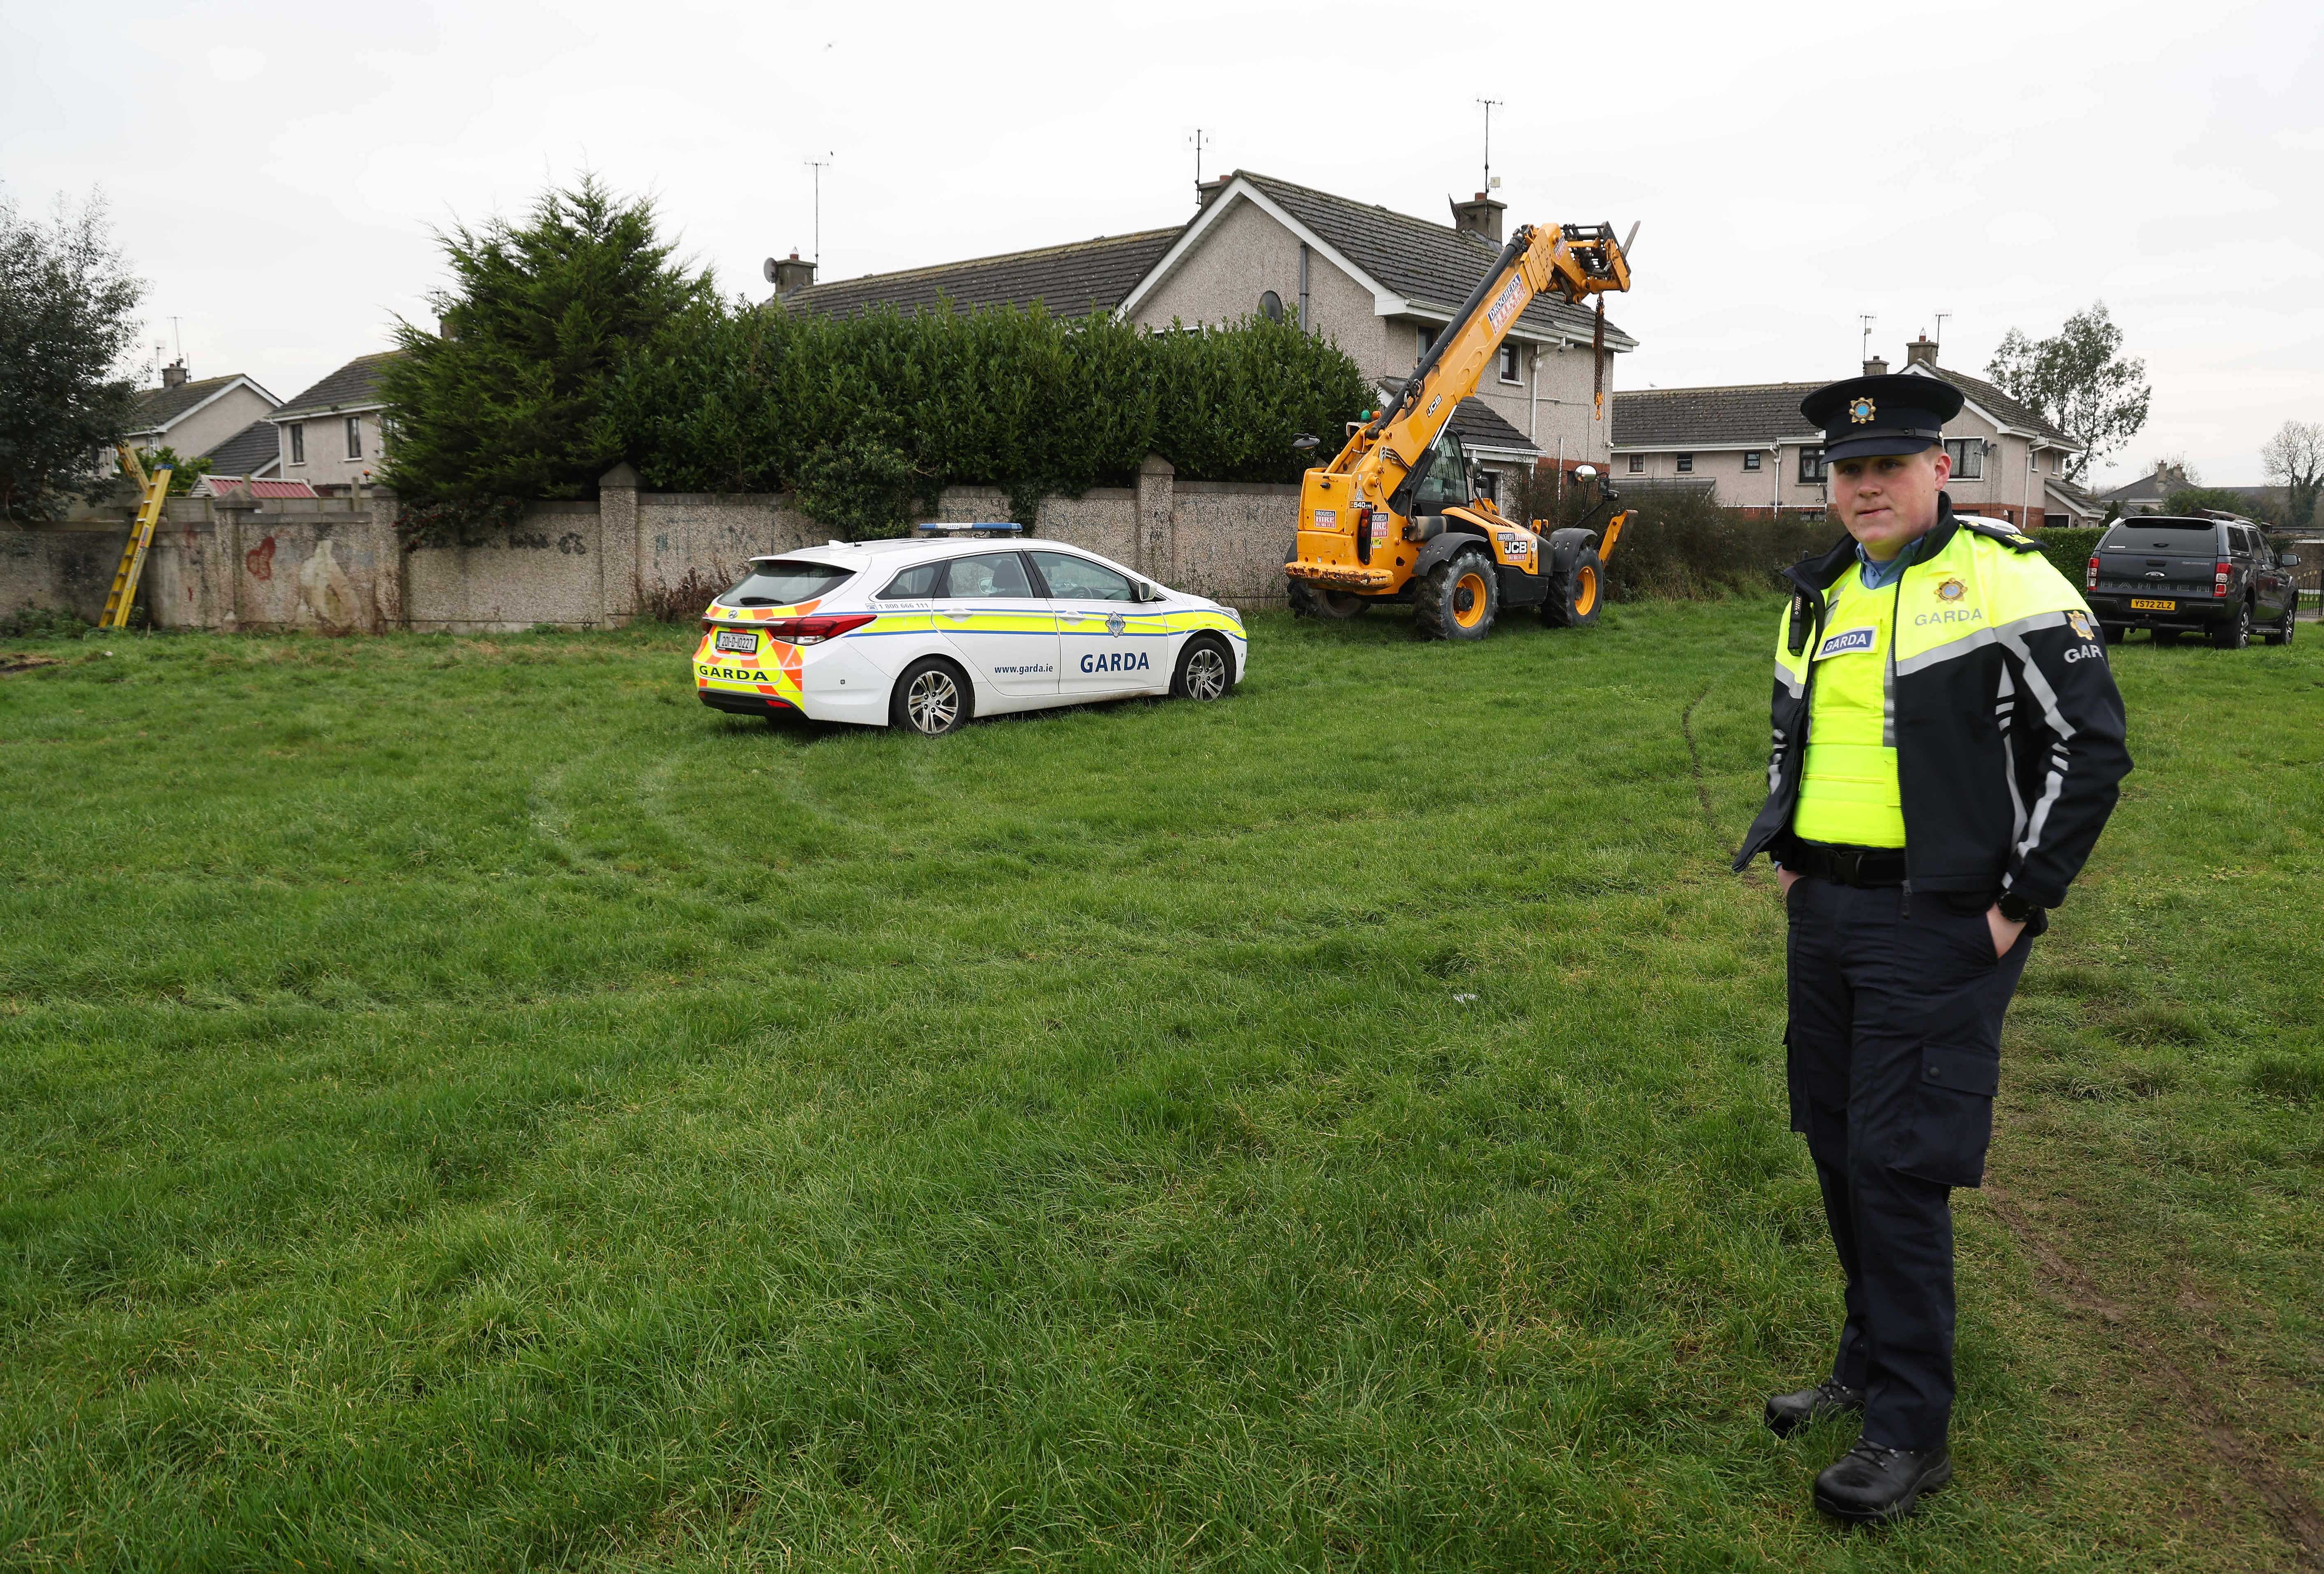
left=1786, top=842, right=1907, bottom=887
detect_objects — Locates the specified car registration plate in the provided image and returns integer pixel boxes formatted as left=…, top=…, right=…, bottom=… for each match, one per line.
left=714, top=628, right=758, bottom=654
left=2129, top=598, right=2175, bottom=612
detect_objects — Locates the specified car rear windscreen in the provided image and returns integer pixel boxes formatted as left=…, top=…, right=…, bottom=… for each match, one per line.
left=723, top=560, right=855, bottom=606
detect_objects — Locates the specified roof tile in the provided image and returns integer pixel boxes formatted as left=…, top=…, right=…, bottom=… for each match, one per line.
left=775, top=230, right=1181, bottom=320
left=274, top=350, right=403, bottom=417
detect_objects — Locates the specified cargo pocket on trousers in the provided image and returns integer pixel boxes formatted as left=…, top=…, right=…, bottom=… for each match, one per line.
left=1894, top=1044, right=2001, bottom=1188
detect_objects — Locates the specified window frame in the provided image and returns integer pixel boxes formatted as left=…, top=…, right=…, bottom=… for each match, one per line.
left=1798, top=446, right=1826, bottom=483
left=1627, top=454, right=1644, bottom=474
left=345, top=415, right=363, bottom=460
left=287, top=422, right=305, bottom=466
left=877, top=560, right=949, bottom=600
left=1675, top=453, right=1694, bottom=475
left=1498, top=343, right=1522, bottom=384
left=1743, top=450, right=1762, bottom=473
left=1944, top=438, right=1983, bottom=480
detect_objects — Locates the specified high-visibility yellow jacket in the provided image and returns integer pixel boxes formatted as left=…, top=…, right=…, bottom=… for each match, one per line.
left=1735, top=499, right=2133, bottom=909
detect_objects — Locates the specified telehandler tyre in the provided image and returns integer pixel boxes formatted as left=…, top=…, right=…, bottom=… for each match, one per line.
left=1287, top=579, right=1369, bottom=619
left=1413, top=547, right=1499, bottom=641
left=1542, top=549, right=1605, bottom=629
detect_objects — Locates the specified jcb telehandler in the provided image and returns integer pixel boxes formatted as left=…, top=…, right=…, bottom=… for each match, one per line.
left=1285, top=221, right=1636, bottom=639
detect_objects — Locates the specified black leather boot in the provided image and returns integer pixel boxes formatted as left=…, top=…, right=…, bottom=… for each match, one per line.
left=1763, top=1378, right=1865, bottom=1437
left=1813, top=1438, right=1952, bottom=1522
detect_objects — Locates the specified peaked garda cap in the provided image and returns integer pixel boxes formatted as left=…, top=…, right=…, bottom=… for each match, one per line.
left=1800, top=373, right=1966, bottom=462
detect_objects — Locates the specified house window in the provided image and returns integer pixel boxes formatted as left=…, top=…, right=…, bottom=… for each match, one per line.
left=1416, top=325, right=1437, bottom=359
left=1798, top=446, right=1826, bottom=483
left=1259, top=290, right=1284, bottom=323
left=1476, top=469, right=1499, bottom=505
left=2029, top=445, right=2038, bottom=471
left=288, top=423, right=305, bottom=465
left=1675, top=454, right=1694, bottom=474
left=1743, top=451, right=1762, bottom=472
left=346, top=416, right=363, bottom=459
left=1499, top=344, right=1521, bottom=383
left=1945, top=438, right=1983, bottom=480
left=1627, top=454, right=1644, bottom=474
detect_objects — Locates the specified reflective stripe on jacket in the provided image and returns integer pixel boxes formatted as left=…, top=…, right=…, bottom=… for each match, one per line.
left=1734, top=499, right=2132, bottom=908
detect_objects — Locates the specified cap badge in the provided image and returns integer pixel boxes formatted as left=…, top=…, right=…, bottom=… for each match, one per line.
left=1936, top=577, right=1967, bottom=602
left=1849, top=397, right=1877, bottom=425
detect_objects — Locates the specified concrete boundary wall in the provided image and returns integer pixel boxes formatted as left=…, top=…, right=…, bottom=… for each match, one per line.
left=0, top=459, right=1301, bottom=634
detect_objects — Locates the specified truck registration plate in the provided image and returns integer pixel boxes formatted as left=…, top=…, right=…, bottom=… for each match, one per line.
left=714, top=628, right=759, bottom=654
left=2129, top=598, right=2175, bottom=612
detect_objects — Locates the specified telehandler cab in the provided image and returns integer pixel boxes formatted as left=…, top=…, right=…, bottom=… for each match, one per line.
left=1284, top=221, right=1637, bottom=639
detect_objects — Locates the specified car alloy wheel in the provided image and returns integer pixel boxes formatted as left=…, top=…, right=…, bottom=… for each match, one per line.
left=1180, top=642, right=1229, bottom=701
left=893, top=658, right=971, bottom=736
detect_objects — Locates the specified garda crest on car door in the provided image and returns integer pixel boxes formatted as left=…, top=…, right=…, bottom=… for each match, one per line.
left=935, top=551, right=1059, bottom=698
left=1034, top=550, right=1169, bottom=696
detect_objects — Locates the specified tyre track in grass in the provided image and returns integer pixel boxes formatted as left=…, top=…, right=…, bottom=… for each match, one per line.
left=1683, top=673, right=2324, bottom=1568
left=1979, top=1175, right=2324, bottom=1569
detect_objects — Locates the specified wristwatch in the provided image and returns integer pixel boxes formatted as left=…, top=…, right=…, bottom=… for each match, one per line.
left=1996, top=890, right=2040, bottom=925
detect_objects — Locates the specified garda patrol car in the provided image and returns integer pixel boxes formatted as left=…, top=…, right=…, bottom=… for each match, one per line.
left=691, top=525, right=1248, bottom=735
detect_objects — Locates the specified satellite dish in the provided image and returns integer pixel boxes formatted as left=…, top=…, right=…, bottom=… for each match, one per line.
left=762, top=257, right=782, bottom=284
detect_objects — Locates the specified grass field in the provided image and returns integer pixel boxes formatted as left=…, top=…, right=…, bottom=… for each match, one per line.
left=2, top=601, right=2320, bottom=1571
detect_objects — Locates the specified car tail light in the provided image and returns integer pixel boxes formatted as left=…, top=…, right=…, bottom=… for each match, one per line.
left=2086, top=555, right=2099, bottom=590
left=2214, top=560, right=2232, bottom=597
left=700, top=617, right=714, bottom=632
left=765, top=613, right=876, bottom=645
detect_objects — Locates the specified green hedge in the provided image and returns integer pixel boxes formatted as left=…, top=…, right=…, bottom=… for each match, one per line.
left=603, top=300, right=1374, bottom=533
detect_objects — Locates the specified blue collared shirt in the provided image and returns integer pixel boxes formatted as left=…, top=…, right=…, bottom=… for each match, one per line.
left=1856, top=537, right=1918, bottom=589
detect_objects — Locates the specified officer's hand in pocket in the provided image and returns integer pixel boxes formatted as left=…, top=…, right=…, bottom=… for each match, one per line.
left=1986, top=905, right=2026, bottom=959
left=1777, top=867, right=1799, bottom=900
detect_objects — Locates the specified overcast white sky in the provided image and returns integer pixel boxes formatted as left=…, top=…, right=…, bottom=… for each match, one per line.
left=5, top=0, right=2318, bottom=486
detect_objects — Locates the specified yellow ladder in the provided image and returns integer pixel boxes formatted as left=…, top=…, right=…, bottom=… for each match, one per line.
left=102, top=443, right=173, bottom=630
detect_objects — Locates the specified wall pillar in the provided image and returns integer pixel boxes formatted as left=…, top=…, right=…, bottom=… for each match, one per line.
left=364, top=489, right=403, bottom=630
left=599, top=463, right=641, bottom=625
left=1137, top=453, right=1176, bottom=582
left=213, top=499, right=251, bottom=632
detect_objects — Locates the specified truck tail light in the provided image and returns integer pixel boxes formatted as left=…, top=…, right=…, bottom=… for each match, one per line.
left=765, top=613, right=876, bottom=645
left=2214, top=560, right=2232, bottom=597
left=2086, top=555, right=2099, bottom=590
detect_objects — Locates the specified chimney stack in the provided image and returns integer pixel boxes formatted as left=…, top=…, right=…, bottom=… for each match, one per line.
left=161, top=359, right=189, bottom=389
left=1905, top=333, right=1939, bottom=369
left=772, top=251, right=816, bottom=295
left=1450, top=192, right=1506, bottom=242
left=1195, top=173, right=1233, bottom=210
left=1862, top=354, right=1890, bottom=377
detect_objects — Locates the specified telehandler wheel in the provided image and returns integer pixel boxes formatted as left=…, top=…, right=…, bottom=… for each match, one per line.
left=1542, top=549, right=1605, bottom=629
left=1413, top=547, right=1499, bottom=641
left=1287, top=579, right=1368, bottom=619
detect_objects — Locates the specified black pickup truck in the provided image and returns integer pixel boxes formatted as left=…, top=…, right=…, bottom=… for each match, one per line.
left=2085, top=515, right=2301, bottom=648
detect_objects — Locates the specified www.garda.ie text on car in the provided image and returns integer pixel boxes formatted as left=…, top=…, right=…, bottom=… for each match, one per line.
left=691, top=527, right=1247, bottom=735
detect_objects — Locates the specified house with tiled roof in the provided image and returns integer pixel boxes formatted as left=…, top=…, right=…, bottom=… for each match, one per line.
left=124, top=363, right=280, bottom=465
left=196, top=419, right=285, bottom=485
left=769, top=169, right=1639, bottom=505
left=1611, top=336, right=2096, bottom=528
left=269, top=350, right=403, bottom=493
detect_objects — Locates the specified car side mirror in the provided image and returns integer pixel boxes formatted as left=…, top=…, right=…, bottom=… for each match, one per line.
left=1573, top=464, right=1598, bottom=482
left=2281, top=552, right=2301, bottom=568
left=1139, top=580, right=1166, bottom=602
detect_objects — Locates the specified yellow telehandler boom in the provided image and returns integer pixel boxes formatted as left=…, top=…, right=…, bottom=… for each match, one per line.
left=1284, top=220, right=1636, bottom=639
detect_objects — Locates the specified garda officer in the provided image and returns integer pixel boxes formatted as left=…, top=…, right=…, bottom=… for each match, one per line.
left=1734, top=374, right=2131, bottom=1522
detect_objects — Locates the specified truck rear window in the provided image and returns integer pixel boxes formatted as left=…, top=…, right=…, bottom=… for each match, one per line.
left=722, top=559, right=855, bottom=606
left=2104, top=521, right=2216, bottom=550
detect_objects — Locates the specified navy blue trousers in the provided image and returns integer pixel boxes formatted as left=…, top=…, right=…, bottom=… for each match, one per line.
left=1784, top=875, right=2031, bottom=1450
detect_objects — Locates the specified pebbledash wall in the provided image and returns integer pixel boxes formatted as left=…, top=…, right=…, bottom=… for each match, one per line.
left=0, top=458, right=1303, bottom=633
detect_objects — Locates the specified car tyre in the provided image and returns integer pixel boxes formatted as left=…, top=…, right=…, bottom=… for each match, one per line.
left=2209, top=600, right=2252, bottom=650
left=1170, top=635, right=1235, bottom=701
left=2261, top=602, right=2294, bottom=646
left=1413, top=547, right=1498, bottom=641
left=890, top=657, right=973, bottom=736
